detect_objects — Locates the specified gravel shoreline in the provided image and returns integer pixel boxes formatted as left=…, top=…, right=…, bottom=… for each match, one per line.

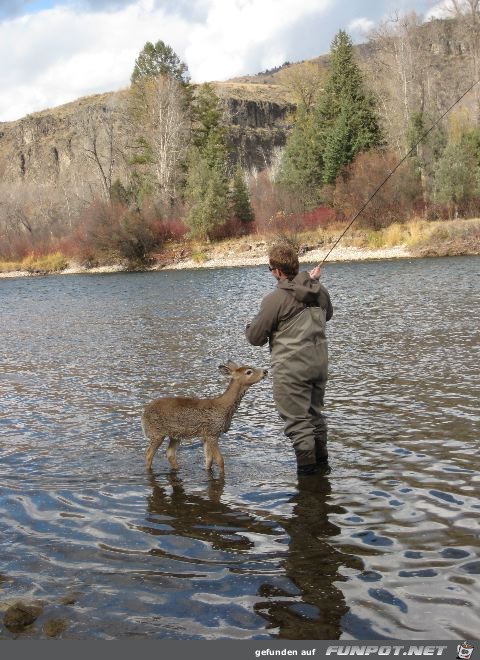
left=164, top=245, right=411, bottom=270
left=0, top=245, right=411, bottom=279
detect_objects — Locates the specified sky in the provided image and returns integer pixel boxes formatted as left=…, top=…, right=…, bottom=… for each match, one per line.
left=0, top=0, right=450, bottom=122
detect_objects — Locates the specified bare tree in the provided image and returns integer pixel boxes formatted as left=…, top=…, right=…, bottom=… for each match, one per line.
left=363, top=13, right=447, bottom=210
left=80, top=98, right=125, bottom=201
left=366, top=12, right=427, bottom=152
left=0, top=182, right=64, bottom=258
left=446, top=0, right=480, bottom=120
left=276, top=61, right=326, bottom=111
left=129, top=75, right=190, bottom=204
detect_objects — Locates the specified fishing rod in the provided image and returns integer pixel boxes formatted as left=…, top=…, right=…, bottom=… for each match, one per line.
left=319, top=78, right=480, bottom=266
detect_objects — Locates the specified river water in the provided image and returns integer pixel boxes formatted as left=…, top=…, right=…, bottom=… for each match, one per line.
left=0, top=256, right=479, bottom=640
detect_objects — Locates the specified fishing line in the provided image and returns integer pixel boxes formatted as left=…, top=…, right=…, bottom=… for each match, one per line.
left=319, top=78, right=480, bottom=265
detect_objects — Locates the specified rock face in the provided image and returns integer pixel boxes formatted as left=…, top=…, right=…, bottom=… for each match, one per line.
left=0, top=85, right=294, bottom=191
left=0, top=91, right=132, bottom=191
left=221, top=94, right=294, bottom=170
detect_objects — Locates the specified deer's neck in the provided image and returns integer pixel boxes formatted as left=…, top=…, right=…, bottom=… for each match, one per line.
left=220, top=379, right=247, bottom=410
left=218, top=379, right=247, bottom=429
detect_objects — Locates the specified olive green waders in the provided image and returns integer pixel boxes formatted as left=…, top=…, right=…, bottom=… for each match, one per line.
left=271, top=307, right=329, bottom=468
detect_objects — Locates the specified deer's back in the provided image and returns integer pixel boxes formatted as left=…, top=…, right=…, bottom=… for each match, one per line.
left=142, top=396, right=227, bottom=438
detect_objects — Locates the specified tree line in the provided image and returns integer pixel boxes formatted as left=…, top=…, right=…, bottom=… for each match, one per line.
left=1, top=0, right=479, bottom=266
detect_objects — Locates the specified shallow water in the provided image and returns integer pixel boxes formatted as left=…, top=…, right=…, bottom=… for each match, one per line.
left=0, top=256, right=479, bottom=639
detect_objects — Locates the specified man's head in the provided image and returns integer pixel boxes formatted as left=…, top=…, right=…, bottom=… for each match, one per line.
left=268, top=243, right=299, bottom=279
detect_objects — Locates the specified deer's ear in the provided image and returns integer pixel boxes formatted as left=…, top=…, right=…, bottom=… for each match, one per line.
left=218, top=365, right=231, bottom=376
left=226, top=359, right=239, bottom=370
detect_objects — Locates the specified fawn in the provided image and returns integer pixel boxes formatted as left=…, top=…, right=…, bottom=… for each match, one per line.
left=142, top=360, right=268, bottom=474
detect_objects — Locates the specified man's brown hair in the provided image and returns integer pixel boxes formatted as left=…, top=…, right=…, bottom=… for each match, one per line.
left=268, top=242, right=299, bottom=279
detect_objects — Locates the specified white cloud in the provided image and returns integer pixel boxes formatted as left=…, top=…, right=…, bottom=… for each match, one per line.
left=0, top=0, right=332, bottom=121
left=348, top=16, right=375, bottom=36
left=424, top=0, right=451, bottom=20
left=0, top=3, right=187, bottom=119
left=185, top=0, right=330, bottom=81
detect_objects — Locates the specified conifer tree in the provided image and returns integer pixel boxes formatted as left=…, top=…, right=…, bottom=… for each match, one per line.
left=184, top=152, right=228, bottom=239
left=434, top=142, right=478, bottom=214
left=279, top=106, right=322, bottom=194
left=280, top=30, right=382, bottom=196
left=192, top=83, right=229, bottom=171
left=316, top=30, right=382, bottom=184
left=461, top=127, right=480, bottom=166
left=322, top=105, right=351, bottom=186
left=131, top=40, right=190, bottom=84
left=231, top=166, right=254, bottom=224
left=184, top=84, right=230, bottom=237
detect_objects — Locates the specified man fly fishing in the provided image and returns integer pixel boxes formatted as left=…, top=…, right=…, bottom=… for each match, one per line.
left=246, top=242, right=332, bottom=476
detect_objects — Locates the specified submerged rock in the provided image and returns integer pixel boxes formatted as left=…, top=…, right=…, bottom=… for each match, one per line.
left=59, top=592, right=81, bottom=606
left=43, top=618, right=68, bottom=638
left=3, top=601, right=43, bottom=632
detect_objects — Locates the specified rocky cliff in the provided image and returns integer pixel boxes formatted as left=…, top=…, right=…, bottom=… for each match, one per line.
left=0, top=82, right=294, bottom=192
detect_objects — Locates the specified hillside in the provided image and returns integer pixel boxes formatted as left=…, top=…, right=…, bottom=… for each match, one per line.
left=1, top=15, right=478, bottom=192
left=0, top=82, right=294, bottom=192
left=1, top=13, right=480, bottom=274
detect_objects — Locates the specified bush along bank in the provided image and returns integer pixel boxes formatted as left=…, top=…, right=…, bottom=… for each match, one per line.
left=1, top=218, right=479, bottom=277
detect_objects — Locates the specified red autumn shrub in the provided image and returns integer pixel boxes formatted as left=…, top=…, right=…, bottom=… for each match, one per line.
left=334, top=150, right=422, bottom=229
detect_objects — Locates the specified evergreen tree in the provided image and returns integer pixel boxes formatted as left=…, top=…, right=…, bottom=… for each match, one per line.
left=316, top=30, right=382, bottom=184
left=322, top=105, right=351, bottom=185
left=184, top=84, right=230, bottom=237
left=131, top=40, right=189, bottom=84
left=434, top=143, right=478, bottom=214
left=280, top=30, right=382, bottom=195
left=184, top=152, right=228, bottom=239
left=406, top=110, right=447, bottom=207
left=279, top=106, right=323, bottom=195
left=461, top=127, right=480, bottom=165
left=192, top=83, right=228, bottom=170
left=231, top=166, right=254, bottom=224
left=110, top=178, right=130, bottom=206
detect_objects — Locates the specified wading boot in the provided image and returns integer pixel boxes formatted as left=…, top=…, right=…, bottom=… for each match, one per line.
left=295, top=447, right=317, bottom=476
left=297, top=463, right=318, bottom=476
left=314, top=436, right=329, bottom=465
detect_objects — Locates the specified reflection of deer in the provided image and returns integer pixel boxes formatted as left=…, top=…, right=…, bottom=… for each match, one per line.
left=142, top=361, right=268, bottom=474
left=145, top=473, right=273, bottom=551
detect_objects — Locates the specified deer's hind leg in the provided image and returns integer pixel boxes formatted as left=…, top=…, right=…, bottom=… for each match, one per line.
left=145, top=434, right=166, bottom=471
left=203, top=436, right=225, bottom=476
left=166, top=437, right=181, bottom=470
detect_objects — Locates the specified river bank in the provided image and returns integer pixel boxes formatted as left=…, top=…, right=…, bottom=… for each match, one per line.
left=1, top=216, right=479, bottom=278
left=161, top=244, right=411, bottom=270
left=0, top=244, right=411, bottom=278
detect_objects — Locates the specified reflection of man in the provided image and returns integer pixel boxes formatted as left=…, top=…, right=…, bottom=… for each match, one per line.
left=246, top=242, right=333, bottom=476
left=254, top=475, right=352, bottom=638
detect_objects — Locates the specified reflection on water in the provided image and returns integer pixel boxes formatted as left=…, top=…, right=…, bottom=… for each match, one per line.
left=144, top=471, right=355, bottom=640
left=0, top=256, right=479, bottom=639
left=255, top=471, right=358, bottom=640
